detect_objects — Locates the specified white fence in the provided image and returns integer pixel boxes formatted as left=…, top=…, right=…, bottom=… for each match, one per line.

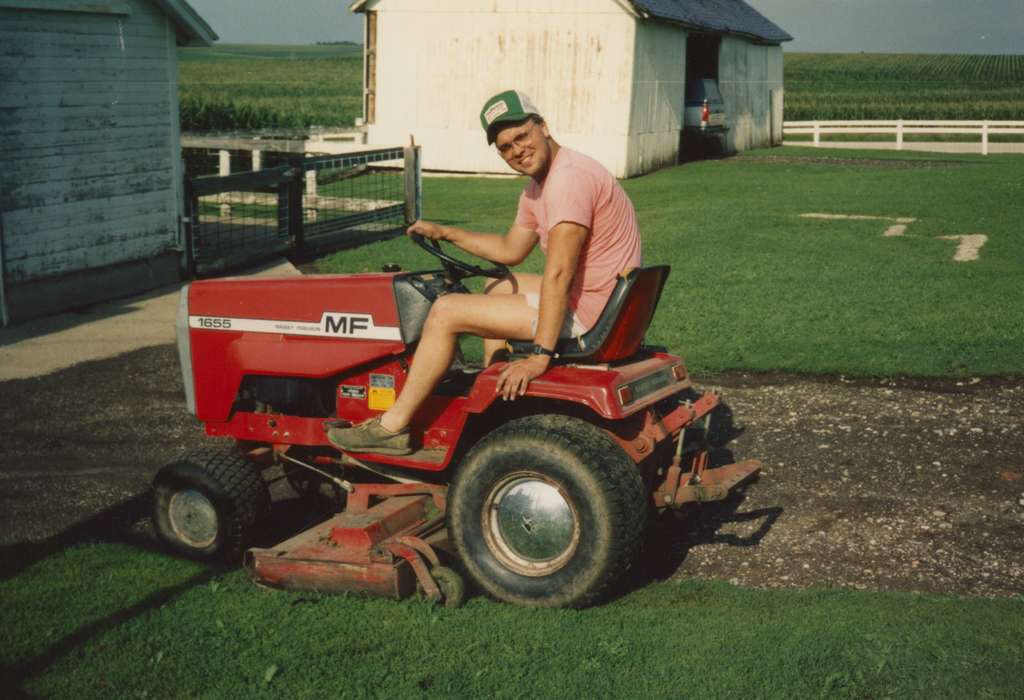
left=783, top=120, right=1024, bottom=155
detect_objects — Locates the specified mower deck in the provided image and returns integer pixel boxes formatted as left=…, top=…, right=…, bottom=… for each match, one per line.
left=245, top=483, right=453, bottom=601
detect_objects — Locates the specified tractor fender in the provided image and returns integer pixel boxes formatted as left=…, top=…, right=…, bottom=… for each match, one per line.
left=462, top=354, right=689, bottom=421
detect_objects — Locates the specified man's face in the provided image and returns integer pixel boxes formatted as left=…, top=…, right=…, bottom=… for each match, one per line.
left=494, top=119, right=552, bottom=178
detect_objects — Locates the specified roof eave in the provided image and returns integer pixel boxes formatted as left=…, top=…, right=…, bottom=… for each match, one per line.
left=350, top=0, right=368, bottom=12
left=151, top=0, right=218, bottom=46
left=643, top=14, right=791, bottom=44
left=628, top=1, right=792, bottom=44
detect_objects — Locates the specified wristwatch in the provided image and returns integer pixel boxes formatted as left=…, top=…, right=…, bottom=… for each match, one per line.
left=531, top=344, right=556, bottom=358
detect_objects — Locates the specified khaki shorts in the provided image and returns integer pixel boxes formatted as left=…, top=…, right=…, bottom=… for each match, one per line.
left=525, top=293, right=587, bottom=338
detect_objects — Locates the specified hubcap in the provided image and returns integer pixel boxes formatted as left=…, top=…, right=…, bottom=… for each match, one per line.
left=483, top=473, right=579, bottom=576
left=167, top=489, right=218, bottom=548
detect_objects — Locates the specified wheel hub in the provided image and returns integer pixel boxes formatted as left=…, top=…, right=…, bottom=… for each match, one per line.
left=484, top=474, right=579, bottom=576
left=167, top=489, right=218, bottom=548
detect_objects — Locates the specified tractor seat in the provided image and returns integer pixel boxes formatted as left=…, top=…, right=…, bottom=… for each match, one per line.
left=507, top=265, right=670, bottom=364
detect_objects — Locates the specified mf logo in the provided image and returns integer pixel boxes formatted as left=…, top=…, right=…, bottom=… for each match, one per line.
left=323, top=313, right=372, bottom=335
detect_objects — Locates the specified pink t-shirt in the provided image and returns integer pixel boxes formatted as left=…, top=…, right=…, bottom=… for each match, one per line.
left=514, top=148, right=642, bottom=330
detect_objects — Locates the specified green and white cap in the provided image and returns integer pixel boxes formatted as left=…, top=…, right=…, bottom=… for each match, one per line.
left=480, top=89, right=542, bottom=144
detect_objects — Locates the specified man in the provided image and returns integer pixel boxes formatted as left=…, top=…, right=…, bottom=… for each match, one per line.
left=329, top=89, right=641, bottom=455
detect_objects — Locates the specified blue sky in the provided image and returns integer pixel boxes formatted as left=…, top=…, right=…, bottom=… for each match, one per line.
left=186, top=0, right=1023, bottom=54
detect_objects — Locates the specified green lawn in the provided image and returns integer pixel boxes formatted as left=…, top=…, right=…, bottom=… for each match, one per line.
left=2, top=543, right=1021, bottom=698
left=316, top=147, right=1024, bottom=378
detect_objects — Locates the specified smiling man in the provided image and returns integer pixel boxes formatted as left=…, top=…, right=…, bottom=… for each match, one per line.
left=328, top=89, right=641, bottom=455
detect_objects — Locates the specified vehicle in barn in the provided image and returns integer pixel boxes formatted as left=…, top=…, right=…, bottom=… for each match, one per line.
left=152, top=236, right=761, bottom=608
left=684, top=79, right=728, bottom=134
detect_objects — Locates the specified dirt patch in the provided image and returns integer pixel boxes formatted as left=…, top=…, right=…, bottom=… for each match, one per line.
left=650, top=374, right=1024, bottom=597
left=1, top=345, right=1021, bottom=598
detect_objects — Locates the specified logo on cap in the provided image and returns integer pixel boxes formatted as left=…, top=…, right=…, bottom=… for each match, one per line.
left=484, top=100, right=509, bottom=126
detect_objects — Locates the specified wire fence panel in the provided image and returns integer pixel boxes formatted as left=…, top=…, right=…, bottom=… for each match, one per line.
left=301, top=148, right=407, bottom=252
left=182, top=145, right=418, bottom=276
left=188, top=166, right=297, bottom=275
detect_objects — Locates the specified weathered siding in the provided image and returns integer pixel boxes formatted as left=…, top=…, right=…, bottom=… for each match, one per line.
left=0, top=1, right=182, bottom=299
left=624, top=20, right=685, bottom=177
left=363, top=0, right=636, bottom=176
left=358, top=1, right=785, bottom=177
left=717, top=36, right=783, bottom=153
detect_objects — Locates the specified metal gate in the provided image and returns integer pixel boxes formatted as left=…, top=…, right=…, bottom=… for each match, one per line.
left=185, top=146, right=418, bottom=276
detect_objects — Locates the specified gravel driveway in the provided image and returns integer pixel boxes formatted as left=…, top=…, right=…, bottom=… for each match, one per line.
left=1, top=344, right=1021, bottom=598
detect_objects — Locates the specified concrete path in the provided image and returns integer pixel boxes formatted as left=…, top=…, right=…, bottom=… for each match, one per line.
left=0, top=258, right=300, bottom=381
left=783, top=140, right=1024, bottom=155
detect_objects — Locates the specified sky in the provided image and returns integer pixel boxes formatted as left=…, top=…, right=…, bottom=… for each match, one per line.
left=186, top=0, right=1024, bottom=55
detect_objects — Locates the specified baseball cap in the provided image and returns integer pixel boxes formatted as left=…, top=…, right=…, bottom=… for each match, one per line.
left=480, top=89, right=542, bottom=144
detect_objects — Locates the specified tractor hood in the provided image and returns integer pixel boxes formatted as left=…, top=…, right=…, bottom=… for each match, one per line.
left=182, top=274, right=408, bottom=422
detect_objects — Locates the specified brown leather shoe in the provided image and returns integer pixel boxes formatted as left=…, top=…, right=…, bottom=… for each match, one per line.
left=327, top=416, right=412, bottom=455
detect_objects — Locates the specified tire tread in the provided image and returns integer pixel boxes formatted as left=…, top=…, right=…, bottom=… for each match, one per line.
left=450, top=414, right=646, bottom=608
left=153, top=446, right=270, bottom=562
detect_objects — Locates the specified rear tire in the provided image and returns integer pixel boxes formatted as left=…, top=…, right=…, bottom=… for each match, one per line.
left=152, top=447, right=270, bottom=564
left=448, top=415, right=646, bottom=608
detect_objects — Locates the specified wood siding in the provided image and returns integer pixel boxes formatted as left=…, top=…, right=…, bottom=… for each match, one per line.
left=718, top=36, right=783, bottom=153
left=625, top=20, right=686, bottom=177
left=359, top=1, right=784, bottom=177
left=363, top=0, right=635, bottom=176
left=0, top=0, right=182, bottom=290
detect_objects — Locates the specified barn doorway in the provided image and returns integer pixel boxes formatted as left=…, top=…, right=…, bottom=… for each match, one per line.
left=686, top=33, right=720, bottom=83
left=681, top=33, right=724, bottom=162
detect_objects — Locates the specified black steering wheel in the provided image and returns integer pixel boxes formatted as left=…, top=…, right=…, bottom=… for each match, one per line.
left=412, top=234, right=510, bottom=280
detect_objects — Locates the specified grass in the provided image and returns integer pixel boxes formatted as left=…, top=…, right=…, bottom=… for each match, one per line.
left=2, top=542, right=1021, bottom=697
left=315, top=147, right=1024, bottom=378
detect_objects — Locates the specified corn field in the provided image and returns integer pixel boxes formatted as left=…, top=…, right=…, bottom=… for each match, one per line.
left=178, top=45, right=363, bottom=131
left=785, top=53, right=1024, bottom=121
left=178, top=47, right=1024, bottom=131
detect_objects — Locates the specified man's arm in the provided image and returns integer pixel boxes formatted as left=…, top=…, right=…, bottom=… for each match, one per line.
left=406, top=220, right=537, bottom=266
left=496, top=221, right=588, bottom=400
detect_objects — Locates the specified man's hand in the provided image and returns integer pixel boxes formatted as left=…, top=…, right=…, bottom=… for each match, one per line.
left=406, top=219, right=449, bottom=241
left=495, top=354, right=550, bottom=400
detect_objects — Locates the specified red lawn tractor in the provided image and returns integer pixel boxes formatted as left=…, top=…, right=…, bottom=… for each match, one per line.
left=153, top=237, right=760, bottom=608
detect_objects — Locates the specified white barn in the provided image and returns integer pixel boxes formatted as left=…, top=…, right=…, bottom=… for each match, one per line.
left=0, top=0, right=216, bottom=326
left=350, top=0, right=791, bottom=177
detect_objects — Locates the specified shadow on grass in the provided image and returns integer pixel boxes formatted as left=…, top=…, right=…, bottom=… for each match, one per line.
left=0, top=480, right=340, bottom=585
left=0, top=493, right=158, bottom=583
left=0, top=483, right=338, bottom=693
left=0, top=566, right=223, bottom=692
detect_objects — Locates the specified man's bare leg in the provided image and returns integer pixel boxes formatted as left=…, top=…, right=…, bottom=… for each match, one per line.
left=482, top=272, right=542, bottom=366
left=379, top=292, right=536, bottom=433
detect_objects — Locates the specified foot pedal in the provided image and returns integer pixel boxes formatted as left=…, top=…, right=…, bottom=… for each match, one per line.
left=323, top=419, right=352, bottom=432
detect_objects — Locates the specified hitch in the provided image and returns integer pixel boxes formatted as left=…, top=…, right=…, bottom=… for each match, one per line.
left=653, top=397, right=761, bottom=508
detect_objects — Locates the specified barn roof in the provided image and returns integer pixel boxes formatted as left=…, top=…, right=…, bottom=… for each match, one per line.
left=152, top=0, right=218, bottom=46
left=348, top=1, right=791, bottom=45
left=630, top=1, right=792, bottom=44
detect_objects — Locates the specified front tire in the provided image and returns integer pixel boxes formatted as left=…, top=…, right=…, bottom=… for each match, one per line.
left=152, top=447, right=270, bottom=563
left=449, top=415, right=646, bottom=608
